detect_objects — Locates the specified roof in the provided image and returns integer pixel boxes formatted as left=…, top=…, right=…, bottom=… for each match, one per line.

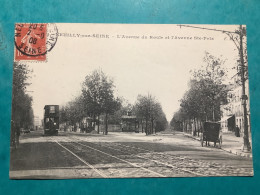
left=44, top=105, right=59, bottom=109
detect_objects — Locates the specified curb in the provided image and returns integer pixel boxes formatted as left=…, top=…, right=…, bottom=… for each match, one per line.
left=182, top=133, right=252, bottom=159
left=183, top=133, right=200, bottom=141
left=221, top=148, right=252, bottom=159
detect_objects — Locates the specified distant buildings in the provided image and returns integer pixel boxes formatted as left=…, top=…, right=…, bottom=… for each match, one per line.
left=81, top=116, right=95, bottom=133
left=121, top=111, right=139, bottom=132
left=34, top=116, right=41, bottom=130
left=220, top=73, right=250, bottom=135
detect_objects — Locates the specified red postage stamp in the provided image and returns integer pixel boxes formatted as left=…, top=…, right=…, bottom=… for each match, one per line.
left=14, top=23, right=58, bottom=61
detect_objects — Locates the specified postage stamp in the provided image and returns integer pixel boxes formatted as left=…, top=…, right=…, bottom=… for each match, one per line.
left=14, top=23, right=58, bottom=61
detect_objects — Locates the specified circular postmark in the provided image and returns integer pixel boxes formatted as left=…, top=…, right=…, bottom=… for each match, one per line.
left=46, top=23, right=58, bottom=53
left=14, top=23, right=58, bottom=57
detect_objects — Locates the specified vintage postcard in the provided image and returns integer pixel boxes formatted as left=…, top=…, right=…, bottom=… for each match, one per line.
left=10, top=23, right=253, bottom=179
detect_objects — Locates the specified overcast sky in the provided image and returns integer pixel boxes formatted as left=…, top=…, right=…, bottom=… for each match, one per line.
left=23, top=24, right=241, bottom=121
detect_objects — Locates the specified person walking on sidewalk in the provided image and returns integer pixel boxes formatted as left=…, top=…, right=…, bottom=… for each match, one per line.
left=235, top=125, right=240, bottom=137
left=11, top=120, right=20, bottom=149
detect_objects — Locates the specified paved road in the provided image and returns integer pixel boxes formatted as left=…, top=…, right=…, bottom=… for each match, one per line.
left=10, top=130, right=253, bottom=179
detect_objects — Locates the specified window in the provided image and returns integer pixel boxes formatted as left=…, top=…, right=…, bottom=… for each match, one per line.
left=50, top=106, right=55, bottom=113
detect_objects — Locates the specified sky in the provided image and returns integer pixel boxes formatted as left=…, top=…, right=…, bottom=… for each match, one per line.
left=22, top=24, right=241, bottom=121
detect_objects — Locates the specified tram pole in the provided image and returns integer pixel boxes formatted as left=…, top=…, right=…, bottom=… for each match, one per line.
left=178, top=25, right=251, bottom=151
left=239, top=25, right=251, bottom=152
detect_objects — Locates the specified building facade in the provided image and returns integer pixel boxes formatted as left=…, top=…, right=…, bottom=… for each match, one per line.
left=220, top=74, right=250, bottom=135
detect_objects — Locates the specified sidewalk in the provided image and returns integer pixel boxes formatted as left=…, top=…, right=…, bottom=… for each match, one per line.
left=182, top=131, right=252, bottom=159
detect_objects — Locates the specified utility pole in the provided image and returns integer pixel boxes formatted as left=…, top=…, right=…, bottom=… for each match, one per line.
left=178, top=24, right=251, bottom=151
left=239, top=25, right=251, bottom=151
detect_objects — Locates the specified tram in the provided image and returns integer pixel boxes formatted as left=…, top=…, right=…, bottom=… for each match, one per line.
left=43, top=105, right=59, bottom=135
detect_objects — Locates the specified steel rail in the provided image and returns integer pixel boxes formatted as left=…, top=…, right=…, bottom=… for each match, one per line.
left=52, top=138, right=108, bottom=178
left=65, top=137, right=166, bottom=177
left=73, top=137, right=204, bottom=176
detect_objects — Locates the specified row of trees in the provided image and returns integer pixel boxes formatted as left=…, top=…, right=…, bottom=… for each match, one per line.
left=170, top=52, right=229, bottom=135
left=135, top=94, right=168, bottom=135
left=60, top=70, right=120, bottom=135
left=60, top=69, right=168, bottom=135
left=11, top=62, right=34, bottom=146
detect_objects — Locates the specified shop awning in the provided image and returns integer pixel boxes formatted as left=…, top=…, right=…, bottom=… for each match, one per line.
left=220, top=115, right=234, bottom=122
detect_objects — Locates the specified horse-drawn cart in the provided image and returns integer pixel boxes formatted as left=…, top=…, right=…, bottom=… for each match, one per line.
left=200, top=122, right=222, bottom=148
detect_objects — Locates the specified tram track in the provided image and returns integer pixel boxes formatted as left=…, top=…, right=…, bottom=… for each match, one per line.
left=54, top=139, right=108, bottom=178
left=97, top=141, right=223, bottom=170
left=52, top=137, right=167, bottom=178
left=107, top=142, right=252, bottom=176
left=100, top=142, right=213, bottom=173
left=69, top=136, right=204, bottom=177
left=112, top=142, right=234, bottom=176
left=11, top=132, right=253, bottom=179
left=79, top=136, right=245, bottom=176
left=52, top=135, right=245, bottom=177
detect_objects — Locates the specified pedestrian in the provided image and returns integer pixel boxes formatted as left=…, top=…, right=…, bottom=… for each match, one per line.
left=15, top=124, right=20, bottom=146
left=10, top=120, right=16, bottom=148
left=11, top=120, right=20, bottom=148
left=235, top=125, right=240, bottom=137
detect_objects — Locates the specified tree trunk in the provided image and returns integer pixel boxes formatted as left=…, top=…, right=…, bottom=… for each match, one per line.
left=145, top=117, right=148, bottom=135
left=193, top=117, right=197, bottom=136
left=198, top=118, right=201, bottom=137
left=212, top=105, right=215, bottom=122
left=141, top=119, right=144, bottom=133
left=93, top=114, right=96, bottom=131
left=189, top=118, right=192, bottom=134
left=74, top=123, right=76, bottom=132
left=200, top=119, right=204, bottom=136
left=105, top=113, right=108, bottom=135
left=151, top=118, right=154, bottom=134
left=97, top=115, right=100, bottom=134
left=197, top=118, right=200, bottom=137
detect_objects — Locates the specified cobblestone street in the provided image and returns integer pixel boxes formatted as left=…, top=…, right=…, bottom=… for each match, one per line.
left=10, top=130, right=253, bottom=179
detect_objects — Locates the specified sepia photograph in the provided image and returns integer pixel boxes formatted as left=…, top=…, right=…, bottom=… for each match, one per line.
left=10, top=23, right=253, bottom=179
